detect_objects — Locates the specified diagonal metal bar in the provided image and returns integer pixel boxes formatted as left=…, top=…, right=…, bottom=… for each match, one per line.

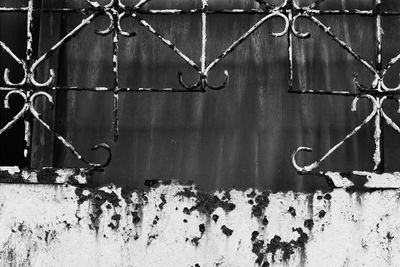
left=306, top=14, right=378, bottom=77
left=30, top=12, right=100, bottom=84
left=205, top=12, right=289, bottom=74
left=129, top=12, right=202, bottom=73
left=292, top=95, right=379, bottom=174
left=134, top=0, right=153, bottom=9
left=29, top=92, right=111, bottom=170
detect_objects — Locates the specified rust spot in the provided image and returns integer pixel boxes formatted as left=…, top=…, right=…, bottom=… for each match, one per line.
left=63, top=220, right=71, bottom=229
left=75, top=186, right=129, bottom=231
left=251, top=231, right=259, bottom=241
left=183, top=207, right=191, bottom=215
left=175, top=187, right=197, bottom=199
left=36, top=168, right=59, bottom=183
left=251, top=227, right=309, bottom=264
left=111, top=214, right=121, bottom=221
left=251, top=192, right=270, bottom=218
left=323, top=194, right=332, bottom=200
left=386, top=232, right=394, bottom=241
left=108, top=222, right=118, bottom=230
left=120, top=185, right=136, bottom=204
left=199, top=223, right=205, bottom=234
left=176, top=188, right=236, bottom=215
left=0, top=170, right=25, bottom=183
left=247, top=190, right=256, bottom=198
left=262, top=216, right=269, bottom=226
left=252, top=237, right=265, bottom=265
left=147, top=234, right=158, bottom=246
left=152, top=216, right=159, bottom=225
left=318, top=210, right=326, bottom=218
left=144, top=179, right=172, bottom=188
left=304, top=219, right=314, bottom=230
left=221, top=225, right=233, bottom=237
left=212, top=214, right=219, bottom=223
left=191, top=236, right=201, bottom=246
left=131, top=211, right=141, bottom=224
left=159, top=194, right=167, bottom=210
left=288, top=206, right=296, bottom=217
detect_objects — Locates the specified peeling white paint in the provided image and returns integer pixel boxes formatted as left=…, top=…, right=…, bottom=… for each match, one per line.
left=0, top=183, right=399, bottom=266
left=0, top=166, right=20, bottom=175
left=324, top=171, right=354, bottom=188
left=55, top=169, right=86, bottom=184
left=21, top=170, right=37, bottom=183
left=355, top=171, right=400, bottom=189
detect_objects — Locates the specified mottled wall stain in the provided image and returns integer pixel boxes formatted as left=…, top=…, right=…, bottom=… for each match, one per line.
left=0, top=182, right=400, bottom=266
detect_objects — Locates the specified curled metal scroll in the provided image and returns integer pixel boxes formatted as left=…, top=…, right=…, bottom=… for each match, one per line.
left=353, top=72, right=400, bottom=92
left=0, top=41, right=55, bottom=87
left=0, top=90, right=29, bottom=136
left=380, top=53, right=400, bottom=91
left=179, top=12, right=289, bottom=91
left=293, top=0, right=325, bottom=10
left=0, top=90, right=111, bottom=171
left=292, top=95, right=379, bottom=174
left=29, top=68, right=56, bottom=87
left=178, top=70, right=230, bottom=91
left=0, top=41, right=28, bottom=86
left=291, top=14, right=311, bottom=38
left=4, top=64, right=28, bottom=87
left=379, top=96, right=400, bottom=133
left=352, top=73, right=376, bottom=91
left=87, top=0, right=136, bottom=37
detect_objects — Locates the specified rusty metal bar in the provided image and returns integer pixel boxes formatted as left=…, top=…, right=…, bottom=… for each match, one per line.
left=374, top=0, right=384, bottom=172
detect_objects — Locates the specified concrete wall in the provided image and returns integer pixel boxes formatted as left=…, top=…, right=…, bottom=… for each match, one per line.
left=0, top=181, right=399, bottom=267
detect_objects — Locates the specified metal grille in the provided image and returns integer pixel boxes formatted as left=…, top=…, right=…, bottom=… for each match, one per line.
left=0, top=0, right=398, bottom=187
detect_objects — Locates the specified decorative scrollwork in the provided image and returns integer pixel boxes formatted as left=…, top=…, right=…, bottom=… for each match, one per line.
left=293, top=0, right=325, bottom=10
left=178, top=70, right=229, bottom=91
left=379, top=96, right=400, bottom=132
left=87, top=0, right=136, bottom=37
left=292, top=95, right=379, bottom=174
left=29, top=92, right=111, bottom=170
left=291, top=14, right=311, bottom=38
left=0, top=90, right=29, bottom=136
left=0, top=90, right=111, bottom=171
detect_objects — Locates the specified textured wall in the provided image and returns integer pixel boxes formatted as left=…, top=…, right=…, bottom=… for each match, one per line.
left=0, top=181, right=399, bottom=267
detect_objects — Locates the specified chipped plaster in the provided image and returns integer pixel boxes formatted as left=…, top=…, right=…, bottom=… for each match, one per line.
left=0, top=181, right=399, bottom=266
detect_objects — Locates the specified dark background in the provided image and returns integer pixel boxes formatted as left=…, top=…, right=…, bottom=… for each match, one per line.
left=2, top=0, right=400, bottom=192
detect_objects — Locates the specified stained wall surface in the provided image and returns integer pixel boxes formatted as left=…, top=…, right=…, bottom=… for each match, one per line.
left=1, top=182, right=399, bottom=267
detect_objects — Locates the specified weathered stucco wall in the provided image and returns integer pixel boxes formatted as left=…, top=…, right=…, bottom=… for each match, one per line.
left=0, top=181, right=399, bottom=267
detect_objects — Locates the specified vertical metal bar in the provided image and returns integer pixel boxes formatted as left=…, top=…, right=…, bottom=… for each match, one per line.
left=376, top=0, right=382, bottom=73
left=287, top=3, right=293, bottom=90
left=201, top=0, right=207, bottom=91
left=374, top=0, right=384, bottom=172
left=24, top=0, right=34, bottom=167
left=26, top=0, right=33, bottom=66
left=112, top=11, right=119, bottom=141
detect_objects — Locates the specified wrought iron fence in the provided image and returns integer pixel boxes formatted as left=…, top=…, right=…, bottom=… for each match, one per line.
left=0, top=0, right=399, bottom=187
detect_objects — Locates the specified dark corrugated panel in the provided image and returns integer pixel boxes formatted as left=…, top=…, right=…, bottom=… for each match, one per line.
left=28, top=0, right=400, bottom=191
